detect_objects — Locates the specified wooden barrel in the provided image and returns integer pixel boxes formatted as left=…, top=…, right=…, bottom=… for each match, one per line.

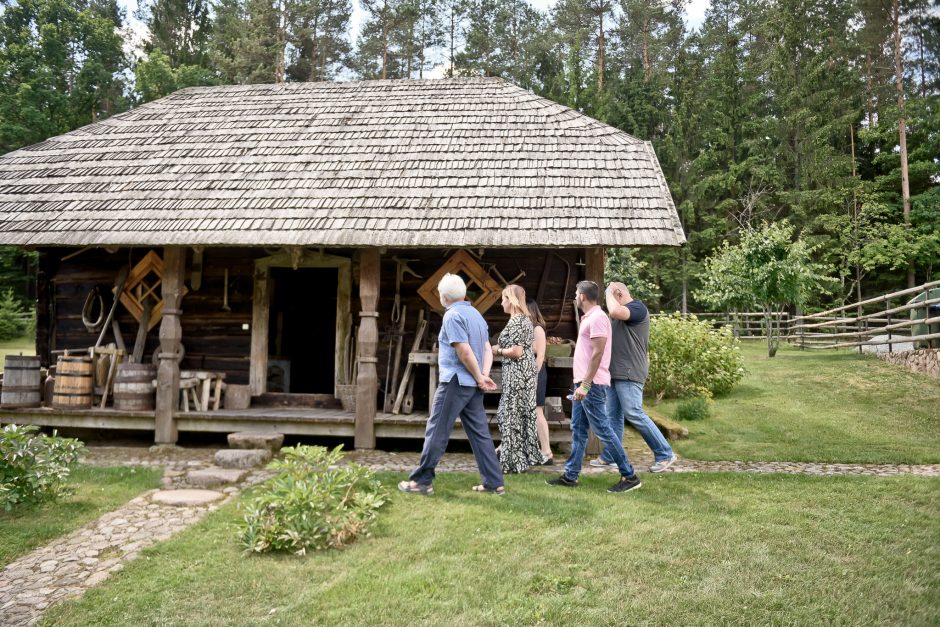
left=52, top=356, right=94, bottom=409
left=112, top=363, right=156, bottom=411
left=1, top=355, right=41, bottom=408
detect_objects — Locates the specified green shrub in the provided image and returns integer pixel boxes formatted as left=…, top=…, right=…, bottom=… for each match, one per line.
left=647, top=313, right=746, bottom=400
left=0, top=289, right=27, bottom=341
left=240, top=445, right=388, bottom=556
left=675, top=395, right=712, bottom=421
left=0, top=424, right=85, bottom=510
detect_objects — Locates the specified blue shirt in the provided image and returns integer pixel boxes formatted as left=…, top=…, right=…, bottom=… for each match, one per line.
left=437, top=301, right=489, bottom=386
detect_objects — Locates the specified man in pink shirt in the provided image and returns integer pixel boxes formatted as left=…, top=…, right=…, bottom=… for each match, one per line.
left=546, top=280, right=642, bottom=493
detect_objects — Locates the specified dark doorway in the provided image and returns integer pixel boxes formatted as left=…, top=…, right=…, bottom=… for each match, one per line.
left=268, top=267, right=337, bottom=393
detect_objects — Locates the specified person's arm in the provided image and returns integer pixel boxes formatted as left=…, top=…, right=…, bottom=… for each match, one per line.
left=533, top=326, right=546, bottom=372
left=455, top=342, right=496, bottom=390
left=482, top=341, right=494, bottom=377
left=493, top=344, right=524, bottom=360
left=573, top=335, right=606, bottom=400
left=605, top=285, right=631, bottom=321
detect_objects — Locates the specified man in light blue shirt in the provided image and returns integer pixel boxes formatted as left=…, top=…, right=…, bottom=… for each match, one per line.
left=399, top=273, right=506, bottom=496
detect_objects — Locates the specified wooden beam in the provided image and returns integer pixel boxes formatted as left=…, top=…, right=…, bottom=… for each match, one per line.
left=355, top=249, right=380, bottom=449
left=154, top=246, right=185, bottom=444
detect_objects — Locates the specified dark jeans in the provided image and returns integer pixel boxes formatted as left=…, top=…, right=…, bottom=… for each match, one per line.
left=563, top=383, right=636, bottom=481
left=409, top=377, right=504, bottom=489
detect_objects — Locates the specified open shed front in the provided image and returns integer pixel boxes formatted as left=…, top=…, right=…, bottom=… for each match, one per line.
left=3, top=244, right=604, bottom=447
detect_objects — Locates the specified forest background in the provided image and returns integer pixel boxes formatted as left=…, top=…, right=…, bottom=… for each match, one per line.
left=0, top=0, right=937, bottom=314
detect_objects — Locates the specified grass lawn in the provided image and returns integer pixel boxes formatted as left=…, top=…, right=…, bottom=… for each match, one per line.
left=0, top=465, right=161, bottom=568
left=43, top=471, right=940, bottom=626
left=657, top=342, right=940, bottom=465
left=0, top=335, right=34, bottom=373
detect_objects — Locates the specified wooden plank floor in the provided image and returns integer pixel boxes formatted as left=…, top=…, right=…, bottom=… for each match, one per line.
left=0, top=406, right=571, bottom=443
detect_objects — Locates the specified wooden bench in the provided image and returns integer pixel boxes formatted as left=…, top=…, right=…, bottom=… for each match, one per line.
left=178, top=370, right=226, bottom=412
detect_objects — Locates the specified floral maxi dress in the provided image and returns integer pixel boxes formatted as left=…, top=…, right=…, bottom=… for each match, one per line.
left=496, top=315, right=544, bottom=473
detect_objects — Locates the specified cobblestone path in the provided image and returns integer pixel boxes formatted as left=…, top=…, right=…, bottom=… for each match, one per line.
left=3, top=444, right=937, bottom=626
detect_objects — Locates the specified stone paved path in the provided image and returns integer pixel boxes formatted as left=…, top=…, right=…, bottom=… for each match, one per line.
left=3, top=444, right=937, bottom=626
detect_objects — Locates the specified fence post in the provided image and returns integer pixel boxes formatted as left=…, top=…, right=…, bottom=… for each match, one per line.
left=886, top=294, right=893, bottom=353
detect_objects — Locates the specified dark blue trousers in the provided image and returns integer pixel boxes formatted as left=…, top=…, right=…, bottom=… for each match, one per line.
left=409, top=377, right=504, bottom=490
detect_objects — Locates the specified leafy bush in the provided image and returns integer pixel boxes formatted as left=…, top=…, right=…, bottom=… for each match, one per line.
left=240, top=445, right=388, bottom=556
left=675, top=396, right=712, bottom=421
left=0, top=424, right=85, bottom=510
left=0, top=288, right=28, bottom=341
left=648, top=313, right=746, bottom=400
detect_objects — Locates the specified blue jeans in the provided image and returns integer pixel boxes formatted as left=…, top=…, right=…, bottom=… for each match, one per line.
left=563, top=384, right=636, bottom=481
left=602, top=379, right=674, bottom=463
left=409, top=377, right=504, bottom=490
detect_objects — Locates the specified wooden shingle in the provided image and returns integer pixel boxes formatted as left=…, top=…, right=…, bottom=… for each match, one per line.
left=0, top=78, right=685, bottom=248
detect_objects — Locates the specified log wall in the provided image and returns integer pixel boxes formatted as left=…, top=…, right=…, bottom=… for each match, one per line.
left=38, top=246, right=585, bottom=400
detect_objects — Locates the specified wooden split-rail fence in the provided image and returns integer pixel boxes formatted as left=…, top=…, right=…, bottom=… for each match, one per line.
left=676, top=280, right=940, bottom=353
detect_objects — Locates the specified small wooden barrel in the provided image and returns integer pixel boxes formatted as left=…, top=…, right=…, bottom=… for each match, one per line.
left=1, top=355, right=41, bottom=408
left=112, top=363, right=156, bottom=411
left=52, top=356, right=94, bottom=409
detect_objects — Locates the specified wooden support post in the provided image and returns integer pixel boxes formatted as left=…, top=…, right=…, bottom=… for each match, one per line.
left=355, top=249, right=380, bottom=449
left=154, top=246, right=185, bottom=444
left=585, top=247, right=605, bottom=287
left=249, top=266, right=271, bottom=396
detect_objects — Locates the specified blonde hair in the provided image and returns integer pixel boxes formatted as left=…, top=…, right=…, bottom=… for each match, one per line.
left=502, top=284, right=530, bottom=317
left=438, top=273, right=466, bottom=302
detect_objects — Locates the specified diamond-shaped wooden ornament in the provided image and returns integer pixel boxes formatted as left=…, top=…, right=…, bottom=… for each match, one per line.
left=417, top=249, right=502, bottom=315
left=116, top=250, right=188, bottom=332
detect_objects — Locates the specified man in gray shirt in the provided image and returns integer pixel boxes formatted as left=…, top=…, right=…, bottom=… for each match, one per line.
left=591, top=281, right=677, bottom=473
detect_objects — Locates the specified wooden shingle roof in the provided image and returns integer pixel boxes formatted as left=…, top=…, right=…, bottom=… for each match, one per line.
left=0, top=78, right=686, bottom=248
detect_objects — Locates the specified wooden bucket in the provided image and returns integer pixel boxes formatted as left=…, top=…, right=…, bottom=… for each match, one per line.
left=1, top=355, right=41, bottom=408
left=52, top=356, right=94, bottom=409
left=112, top=363, right=156, bottom=411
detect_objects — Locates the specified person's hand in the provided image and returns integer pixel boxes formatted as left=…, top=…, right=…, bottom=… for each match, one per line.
left=477, top=375, right=497, bottom=391
left=573, top=385, right=587, bottom=401
left=491, top=344, right=501, bottom=357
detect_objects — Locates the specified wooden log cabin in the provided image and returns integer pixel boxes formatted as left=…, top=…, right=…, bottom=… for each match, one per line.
left=0, top=78, right=686, bottom=448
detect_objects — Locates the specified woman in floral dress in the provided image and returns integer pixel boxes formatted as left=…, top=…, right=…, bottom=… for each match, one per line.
left=491, top=285, right=544, bottom=473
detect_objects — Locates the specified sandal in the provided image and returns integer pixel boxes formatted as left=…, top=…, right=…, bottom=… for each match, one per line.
left=398, top=480, right=433, bottom=496
left=471, top=485, right=506, bottom=496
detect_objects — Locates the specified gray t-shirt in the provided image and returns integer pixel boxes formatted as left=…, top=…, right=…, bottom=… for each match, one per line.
left=609, top=300, right=649, bottom=384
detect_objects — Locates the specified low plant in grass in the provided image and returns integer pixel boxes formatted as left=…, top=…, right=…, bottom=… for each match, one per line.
left=239, top=445, right=388, bottom=555
left=0, top=424, right=85, bottom=511
left=647, top=313, right=746, bottom=400
left=674, top=395, right=712, bottom=421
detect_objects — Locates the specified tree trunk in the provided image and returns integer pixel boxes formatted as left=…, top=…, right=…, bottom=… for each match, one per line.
left=597, top=11, right=605, bottom=91
left=642, top=19, right=651, bottom=81
left=892, top=0, right=914, bottom=288
left=382, top=0, right=389, bottom=79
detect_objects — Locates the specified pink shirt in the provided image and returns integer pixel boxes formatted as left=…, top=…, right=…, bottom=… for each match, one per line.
left=573, top=305, right=612, bottom=385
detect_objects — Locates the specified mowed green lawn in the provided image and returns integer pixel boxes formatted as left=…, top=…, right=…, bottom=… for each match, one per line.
left=0, top=466, right=162, bottom=568
left=42, top=472, right=939, bottom=626
left=659, top=342, right=940, bottom=464
left=0, top=335, right=34, bottom=373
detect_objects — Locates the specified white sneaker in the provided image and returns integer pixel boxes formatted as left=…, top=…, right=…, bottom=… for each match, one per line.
left=589, top=458, right=616, bottom=468
left=649, top=455, right=678, bottom=473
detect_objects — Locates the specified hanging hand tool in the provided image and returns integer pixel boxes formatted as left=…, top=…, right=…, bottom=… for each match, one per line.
left=96, top=266, right=129, bottom=349
left=391, top=257, right=421, bottom=324
left=392, top=310, right=427, bottom=415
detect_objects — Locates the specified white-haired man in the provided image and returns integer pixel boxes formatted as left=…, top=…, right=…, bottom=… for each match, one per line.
left=399, top=273, right=506, bottom=496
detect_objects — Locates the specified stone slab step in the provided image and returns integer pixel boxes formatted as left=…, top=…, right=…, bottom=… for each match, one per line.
left=214, top=449, right=272, bottom=469
left=184, top=467, right=247, bottom=487
left=151, top=489, right=223, bottom=506
left=227, top=432, right=284, bottom=453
